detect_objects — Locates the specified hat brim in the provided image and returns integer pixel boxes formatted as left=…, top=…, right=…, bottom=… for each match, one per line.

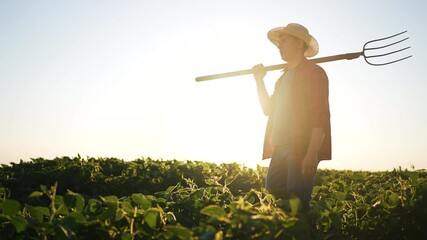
left=267, top=27, right=319, bottom=57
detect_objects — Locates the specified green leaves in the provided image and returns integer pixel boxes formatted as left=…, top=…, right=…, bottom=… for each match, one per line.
left=387, top=192, right=399, bottom=206
left=131, top=193, right=152, bottom=210
left=28, top=191, right=44, bottom=198
left=0, top=157, right=426, bottom=239
left=163, top=225, right=192, bottom=239
left=200, top=205, right=227, bottom=220
left=144, top=208, right=161, bottom=229
left=2, top=199, right=21, bottom=216
left=11, top=215, right=27, bottom=233
left=288, top=196, right=301, bottom=216
left=25, top=204, right=50, bottom=222
left=1, top=200, right=26, bottom=233
left=64, top=191, right=85, bottom=213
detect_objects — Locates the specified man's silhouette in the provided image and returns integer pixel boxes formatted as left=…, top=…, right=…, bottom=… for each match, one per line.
left=253, top=23, right=332, bottom=210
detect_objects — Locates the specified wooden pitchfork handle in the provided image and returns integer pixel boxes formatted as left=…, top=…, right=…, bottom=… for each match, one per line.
left=195, top=52, right=362, bottom=82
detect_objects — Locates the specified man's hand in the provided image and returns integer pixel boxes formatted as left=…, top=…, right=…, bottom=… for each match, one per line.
left=302, top=128, right=324, bottom=179
left=252, top=64, right=266, bottom=82
left=302, top=152, right=318, bottom=179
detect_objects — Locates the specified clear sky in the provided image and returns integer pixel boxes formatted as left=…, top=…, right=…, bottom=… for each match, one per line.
left=1, top=0, right=426, bottom=171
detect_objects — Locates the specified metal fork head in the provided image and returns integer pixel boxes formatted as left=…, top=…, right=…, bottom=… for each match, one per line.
left=363, top=31, right=412, bottom=66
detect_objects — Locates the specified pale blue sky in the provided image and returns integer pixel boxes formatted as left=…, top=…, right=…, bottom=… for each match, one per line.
left=1, top=0, right=426, bottom=171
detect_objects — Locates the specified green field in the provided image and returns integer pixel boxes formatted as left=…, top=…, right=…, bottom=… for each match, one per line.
left=1, top=156, right=426, bottom=239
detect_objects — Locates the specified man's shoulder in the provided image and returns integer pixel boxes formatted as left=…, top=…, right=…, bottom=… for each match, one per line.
left=303, top=59, right=325, bottom=71
left=299, top=59, right=327, bottom=77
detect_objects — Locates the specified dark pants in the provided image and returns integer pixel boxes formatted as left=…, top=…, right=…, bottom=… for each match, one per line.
left=265, top=144, right=316, bottom=210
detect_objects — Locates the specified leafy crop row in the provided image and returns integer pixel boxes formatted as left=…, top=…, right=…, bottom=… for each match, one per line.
left=1, top=156, right=426, bottom=239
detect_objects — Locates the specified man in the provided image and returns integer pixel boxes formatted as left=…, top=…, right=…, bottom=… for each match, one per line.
left=252, top=23, right=331, bottom=210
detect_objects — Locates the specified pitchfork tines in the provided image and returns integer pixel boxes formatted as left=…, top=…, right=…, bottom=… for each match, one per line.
left=362, top=30, right=412, bottom=66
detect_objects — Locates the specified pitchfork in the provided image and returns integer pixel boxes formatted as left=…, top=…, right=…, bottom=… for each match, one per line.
left=195, top=31, right=412, bottom=82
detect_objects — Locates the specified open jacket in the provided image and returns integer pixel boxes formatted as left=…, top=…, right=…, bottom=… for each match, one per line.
left=262, top=58, right=332, bottom=161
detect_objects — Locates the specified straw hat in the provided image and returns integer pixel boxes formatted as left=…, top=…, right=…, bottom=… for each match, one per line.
left=267, top=23, right=319, bottom=57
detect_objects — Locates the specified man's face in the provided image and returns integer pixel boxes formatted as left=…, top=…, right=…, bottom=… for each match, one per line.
left=278, top=34, right=303, bottom=62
